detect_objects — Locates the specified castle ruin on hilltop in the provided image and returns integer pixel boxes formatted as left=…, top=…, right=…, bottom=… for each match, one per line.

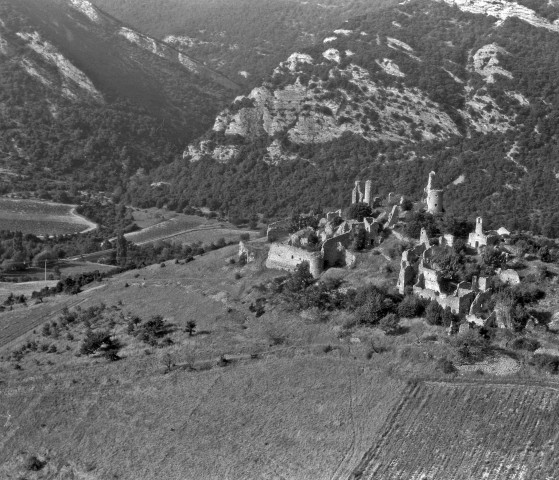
left=247, top=172, right=446, bottom=278
left=241, top=171, right=522, bottom=329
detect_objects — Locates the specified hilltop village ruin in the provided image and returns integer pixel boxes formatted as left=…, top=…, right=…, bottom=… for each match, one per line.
left=240, top=171, right=532, bottom=331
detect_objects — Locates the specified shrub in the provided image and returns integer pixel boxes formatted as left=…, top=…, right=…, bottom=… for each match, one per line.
left=24, top=455, right=45, bottom=471
left=401, top=198, right=413, bottom=211
left=510, top=337, right=540, bottom=352
left=379, top=313, right=400, bottom=335
left=533, top=353, right=559, bottom=374
left=284, top=262, right=314, bottom=293
left=437, top=357, right=457, bottom=374
left=347, top=202, right=373, bottom=222
left=425, top=301, right=444, bottom=326
left=80, top=330, right=121, bottom=360
left=398, top=295, right=422, bottom=318
left=136, top=315, right=170, bottom=345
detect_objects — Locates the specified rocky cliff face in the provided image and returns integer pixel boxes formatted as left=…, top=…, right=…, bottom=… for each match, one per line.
left=184, top=0, right=543, bottom=164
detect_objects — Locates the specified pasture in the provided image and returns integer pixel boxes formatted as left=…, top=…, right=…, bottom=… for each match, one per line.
left=0, top=198, right=96, bottom=235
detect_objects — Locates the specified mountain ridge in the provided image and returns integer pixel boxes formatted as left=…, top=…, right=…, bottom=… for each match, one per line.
left=134, top=0, right=559, bottom=235
left=0, top=0, right=239, bottom=196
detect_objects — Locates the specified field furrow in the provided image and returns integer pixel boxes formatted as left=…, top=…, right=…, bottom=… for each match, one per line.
left=352, top=382, right=559, bottom=480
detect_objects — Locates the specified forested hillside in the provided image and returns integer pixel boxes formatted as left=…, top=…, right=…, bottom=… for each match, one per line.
left=0, top=0, right=236, bottom=198
left=128, top=0, right=559, bottom=235
left=91, top=0, right=401, bottom=86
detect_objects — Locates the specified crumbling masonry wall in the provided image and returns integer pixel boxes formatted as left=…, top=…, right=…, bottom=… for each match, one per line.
left=322, top=232, right=352, bottom=268
left=265, top=244, right=323, bottom=278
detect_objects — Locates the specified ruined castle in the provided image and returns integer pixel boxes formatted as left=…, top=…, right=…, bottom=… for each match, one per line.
left=252, top=172, right=446, bottom=278
left=260, top=179, right=390, bottom=277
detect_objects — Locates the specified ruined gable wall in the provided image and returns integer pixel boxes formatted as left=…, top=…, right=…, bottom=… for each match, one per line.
left=421, top=267, right=441, bottom=292
left=266, top=244, right=323, bottom=277
left=322, top=231, right=352, bottom=268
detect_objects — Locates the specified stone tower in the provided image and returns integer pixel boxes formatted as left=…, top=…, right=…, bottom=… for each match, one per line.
left=427, top=189, right=444, bottom=214
left=351, top=181, right=362, bottom=204
left=475, top=217, right=483, bottom=235
left=364, top=180, right=372, bottom=206
left=424, top=171, right=436, bottom=202
left=424, top=171, right=444, bottom=214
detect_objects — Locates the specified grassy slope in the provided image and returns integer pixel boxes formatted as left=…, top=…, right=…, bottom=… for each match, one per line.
left=2, top=242, right=559, bottom=478
left=0, top=246, right=406, bottom=479
left=0, top=357, right=403, bottom=479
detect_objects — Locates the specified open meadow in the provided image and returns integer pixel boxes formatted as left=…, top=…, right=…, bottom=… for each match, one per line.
left=0, top=198, right=96, bottom=236
left=0, top=243, right=559, bottom=478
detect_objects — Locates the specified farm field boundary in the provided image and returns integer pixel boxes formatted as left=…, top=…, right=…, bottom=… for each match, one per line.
left=0, top=198, right=96, bottom=235
left=352, top=379, right=559, bottom=479
left=0, top=286, right=105, bottom=351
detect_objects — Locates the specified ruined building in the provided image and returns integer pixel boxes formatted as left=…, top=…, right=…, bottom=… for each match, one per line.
left=468, top=217, right=499, bottom=250
left=262, top=180, right=386, bottom=277
left=397, top=228, right=486, bottom=316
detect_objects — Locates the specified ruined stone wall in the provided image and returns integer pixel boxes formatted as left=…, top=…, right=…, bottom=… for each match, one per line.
left=267, top=220, right=291, bottom=242
left=265, top=244, right=323, bottom=277
left=421, top=267, right=441, bottom=292
left=239, top=241, right=269, bottom=264
left=413, top=287, right=474, bottom=314
left=498, top=268, right=521, bottom=285
left=322, top=231, right=352, bottom=268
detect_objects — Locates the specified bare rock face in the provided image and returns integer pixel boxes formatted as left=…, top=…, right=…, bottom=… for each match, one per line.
left=439, top=0, right=559, bottom=32
left=182, top=3, right=540, bottom=166
left=185, top=53, right=464, bottom=163
left=548, top=312, right=559, bottom=332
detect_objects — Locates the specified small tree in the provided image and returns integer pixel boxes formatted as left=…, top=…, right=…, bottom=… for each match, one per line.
left=80, top=330, right=121, bottom=361
left=161, top=353, right=174, bottom=374
left=185, top=320, right=197, bottom=337
left=347, top=202, right=373, bottom=222
left=398, top=295, right=422, bottom=318
left=425, top=301, right=444, bottom=326
left=284, top=261, right=314, bottom=293
left=401, top=198, right=413, bottom=211
left=350, top=225, right=367, bottom=251
left=482, top=247, right=506, bottom=270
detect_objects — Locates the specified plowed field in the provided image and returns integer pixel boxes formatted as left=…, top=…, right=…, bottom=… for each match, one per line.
left=354, top=381, right=559, bottom=480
